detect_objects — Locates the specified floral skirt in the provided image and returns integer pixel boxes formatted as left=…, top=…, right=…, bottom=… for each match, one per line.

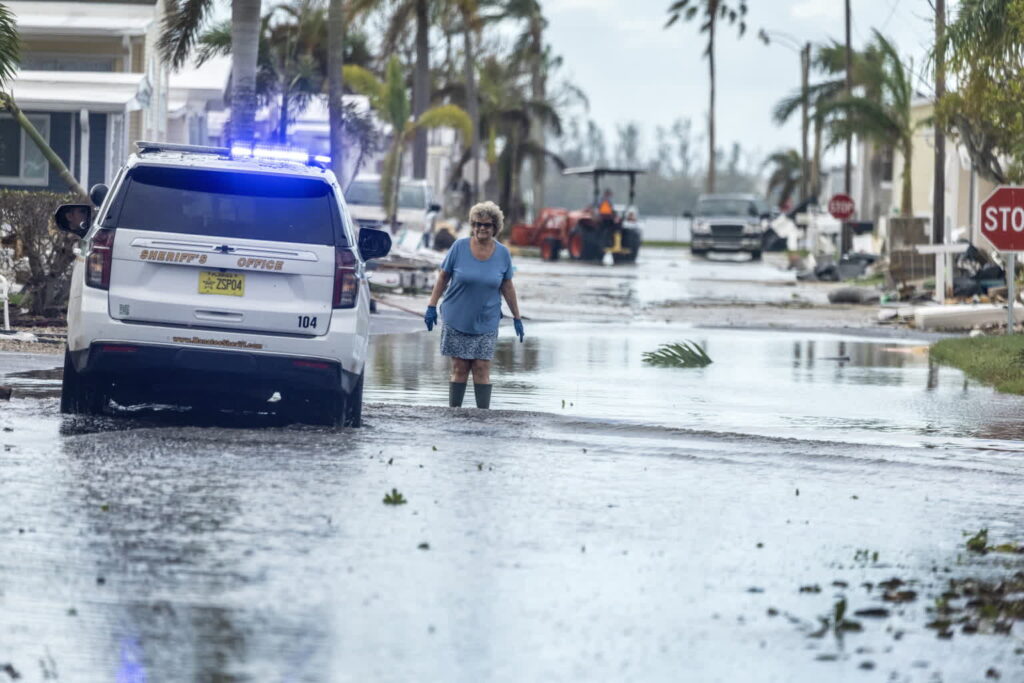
left=440, top=324, right=498, bottom=360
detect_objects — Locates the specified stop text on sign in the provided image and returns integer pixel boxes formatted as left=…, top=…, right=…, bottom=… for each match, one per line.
left=979, top=186, right=1024, bottom=251
left=983, top=205, right=1024, bottom=233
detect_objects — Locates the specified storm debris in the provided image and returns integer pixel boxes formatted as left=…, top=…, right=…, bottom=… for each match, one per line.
left=1, top=663, right=20, bottom=680
left=383, top=488, right=407, bottom=505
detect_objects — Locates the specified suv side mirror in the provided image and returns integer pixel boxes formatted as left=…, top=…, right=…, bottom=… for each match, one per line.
left=428, top=202, right=442, bottom=213
left=54, top=204, right=92, bottom=237
left=358, top=227, right=392, bottom=261
left=89, top=183, right=109, bottom=207
left=682, top=211, right=693, bottom=219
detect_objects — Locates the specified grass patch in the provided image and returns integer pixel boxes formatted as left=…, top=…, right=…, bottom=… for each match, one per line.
left=931, top=335, right=1024, bottom=394
left=642, top=240, right=690, bottom=248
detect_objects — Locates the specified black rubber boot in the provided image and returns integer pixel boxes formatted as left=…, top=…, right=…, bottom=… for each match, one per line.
left=474, top=383, right=492, bottom=409
left=449, top=381, right=467, bottom=408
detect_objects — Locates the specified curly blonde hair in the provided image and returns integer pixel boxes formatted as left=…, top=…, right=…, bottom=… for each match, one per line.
left=468, top=201, right=504, bottom=236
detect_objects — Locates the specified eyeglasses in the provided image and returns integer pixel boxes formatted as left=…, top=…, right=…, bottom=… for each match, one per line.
left=471, top=221, right=495, bottom=229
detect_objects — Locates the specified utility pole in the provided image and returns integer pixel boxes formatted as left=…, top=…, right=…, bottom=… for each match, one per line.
left=933, top=0, right=946, bottom=245
left=842, top=0, right=853, bottom=256
left=844, top=0, right=852, bottom=196
left=800, top=42, right=810, bottom=202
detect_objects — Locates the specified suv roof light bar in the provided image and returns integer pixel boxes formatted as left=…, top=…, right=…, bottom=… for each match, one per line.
left=136, top=141, right=230, bottom=156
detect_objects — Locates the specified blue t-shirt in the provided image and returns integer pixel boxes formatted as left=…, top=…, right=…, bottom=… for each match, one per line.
left=440, top=238, right=514, bottom=335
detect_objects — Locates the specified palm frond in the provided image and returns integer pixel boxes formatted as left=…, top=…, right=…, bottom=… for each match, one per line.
left=642, top=341, right=712, bottom=368
left=342, top=64, right=384, bottom=105
left=414, top=104, right=473, bottom=144
left=159, top=0, right=214, bottom=69
left=0, top=1, right=20, bottom=89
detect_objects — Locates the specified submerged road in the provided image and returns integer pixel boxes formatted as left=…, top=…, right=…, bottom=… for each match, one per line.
left=1, top=249, right=1023, bottom=681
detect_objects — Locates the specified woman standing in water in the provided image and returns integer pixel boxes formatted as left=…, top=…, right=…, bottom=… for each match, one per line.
left=424, top=201, right=525, bottom=409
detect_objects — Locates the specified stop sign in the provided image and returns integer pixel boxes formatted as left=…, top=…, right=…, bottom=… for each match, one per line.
left=980, top=186, right=1024, bottom=251
left=828, top=193, right=856, bottom=221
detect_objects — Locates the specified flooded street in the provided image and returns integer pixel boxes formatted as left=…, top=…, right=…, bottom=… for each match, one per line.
left=1, top=252, right=1023, bottom=682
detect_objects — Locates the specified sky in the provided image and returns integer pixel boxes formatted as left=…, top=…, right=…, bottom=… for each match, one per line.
left=541, top=0, right=947, bottom=167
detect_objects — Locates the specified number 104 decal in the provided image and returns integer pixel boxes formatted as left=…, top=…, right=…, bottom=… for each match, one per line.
left=297, top=316, right=317, bottom=329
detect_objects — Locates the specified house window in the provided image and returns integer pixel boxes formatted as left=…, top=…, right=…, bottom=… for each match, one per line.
left=879, top=146, right=894, bottom=183
left=0, top=114, right=50, bottom=186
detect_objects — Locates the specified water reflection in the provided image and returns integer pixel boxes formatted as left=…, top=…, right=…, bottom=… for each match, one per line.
left=365, top=323, right=1024, bottom=447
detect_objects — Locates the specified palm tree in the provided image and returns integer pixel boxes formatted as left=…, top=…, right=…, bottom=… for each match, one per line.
left=344, top=57, right=472, bottom=224
left=487, top=0, right=547, bottom=211
left=763, top=149, right=802, bottom=208
left=160, top=0, right=263, bottom=143
left=197, top=1, right=327, bottom=143
left=327, top=0, right=345, bottom=181
left=820, top=31, right=920, bottom=216
left=349, top=0, right=435, bottom=180
left=665, top=0, right=759, bottom=193
left=772, top=78, right=846, bottom=199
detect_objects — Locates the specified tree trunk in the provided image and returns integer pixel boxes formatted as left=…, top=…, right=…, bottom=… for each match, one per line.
left=412, top=0, right=429, bottom=179
left=328, top=0, right=346, bottom=183
left=229, top=0, right=262, bottom=144
left=706, top=2, right=716, bottom=194
left=278, top=92, right=290, bottom=143
left=901, top=142, right=913, bottom=217
left=529, top=13, right=545, bottom=217
left=812, top=116, right=822, bottom=198
left=0, top=93, right=87, bottom=199
left=932, top=0, right=946, bottom=243
left=462, top=12, right=480, bottom=207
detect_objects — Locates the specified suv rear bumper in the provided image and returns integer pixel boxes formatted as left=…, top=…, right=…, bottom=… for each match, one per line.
left=71, top=341, right=360, bottom=400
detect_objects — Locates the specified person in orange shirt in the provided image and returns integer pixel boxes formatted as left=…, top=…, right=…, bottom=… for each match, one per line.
left=597, top=189, right=615, bottom=219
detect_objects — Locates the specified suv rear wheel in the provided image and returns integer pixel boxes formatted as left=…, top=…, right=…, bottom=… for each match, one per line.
left=346, top=372, right=364, bottom=427
left=60, top=349, right=108, bottom=415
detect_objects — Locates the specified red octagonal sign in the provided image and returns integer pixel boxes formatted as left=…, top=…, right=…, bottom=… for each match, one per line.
left=828, top=193, right=856, bottom=221
left=981, top=186, right=1024, bottom=251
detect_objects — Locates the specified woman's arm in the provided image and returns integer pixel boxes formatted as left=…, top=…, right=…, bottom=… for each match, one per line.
left=428, top=269, right=451, bottom=307
left=500, top=278, right=521, bottom=318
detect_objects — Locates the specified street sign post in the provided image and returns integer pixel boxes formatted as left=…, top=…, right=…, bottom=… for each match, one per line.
left=828, top=193, right=856, bottom=221
left=979, top=186, right=1024, bottom=333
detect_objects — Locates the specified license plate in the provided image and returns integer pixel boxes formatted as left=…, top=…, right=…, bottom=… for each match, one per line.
left=198, top=271, right=245, bottom=296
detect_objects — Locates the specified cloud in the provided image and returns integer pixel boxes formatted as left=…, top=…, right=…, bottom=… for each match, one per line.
left=790, top=0, right=842, bottom=20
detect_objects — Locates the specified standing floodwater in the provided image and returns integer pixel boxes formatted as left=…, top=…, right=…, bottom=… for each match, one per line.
left=2, top=322, right=1023, bottom=681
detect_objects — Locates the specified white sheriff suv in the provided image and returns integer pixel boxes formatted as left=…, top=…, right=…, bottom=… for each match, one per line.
left=53, top=141, right=392, bottom=426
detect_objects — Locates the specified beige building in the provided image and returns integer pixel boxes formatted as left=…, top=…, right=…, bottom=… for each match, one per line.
left=3, top=0, right=225, bottom=193
left=892, top=100, right=997, bottom=250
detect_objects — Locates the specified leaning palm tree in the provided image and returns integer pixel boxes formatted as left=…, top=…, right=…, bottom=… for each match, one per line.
left=763, top=149, right=802, bottom=209
left=344, top=57, right=472, bottom=225
left=820, top=31, right=921, bottom=216
left=665, top=0, right=760, bottom=193
left=160, top=0, right=263, bottom=143
left=772, top=78, right=846, bottom=199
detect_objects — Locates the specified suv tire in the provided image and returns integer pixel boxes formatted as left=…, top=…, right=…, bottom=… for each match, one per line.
left=750, top=250, right=763, bottom=261
left=60, top=349, right=107, bottom=415
left=346, top=372, right=364, bottom=427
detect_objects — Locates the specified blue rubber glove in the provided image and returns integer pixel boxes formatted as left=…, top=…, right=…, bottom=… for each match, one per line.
left=425, top=305, right=437, bottom=331
left=513, top=318, right=525, bottom=343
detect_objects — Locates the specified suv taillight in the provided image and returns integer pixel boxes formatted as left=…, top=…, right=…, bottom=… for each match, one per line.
left=86, top=228, right=116, bottom=290
left=333, top=247, right=358, bottom=308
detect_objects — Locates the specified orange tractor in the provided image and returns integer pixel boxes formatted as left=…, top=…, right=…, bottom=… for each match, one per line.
left=509, top=166, right=644, bottom=263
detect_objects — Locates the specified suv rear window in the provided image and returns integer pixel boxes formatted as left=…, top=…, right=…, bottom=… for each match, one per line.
left=113, top=166, right=342, bottom=245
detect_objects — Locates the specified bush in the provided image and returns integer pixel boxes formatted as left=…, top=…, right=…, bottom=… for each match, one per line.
left=0, top=189, right=79, bottom=316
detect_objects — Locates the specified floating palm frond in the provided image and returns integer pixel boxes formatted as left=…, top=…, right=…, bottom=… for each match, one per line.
left=642, top=341, right=712, bottom=368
